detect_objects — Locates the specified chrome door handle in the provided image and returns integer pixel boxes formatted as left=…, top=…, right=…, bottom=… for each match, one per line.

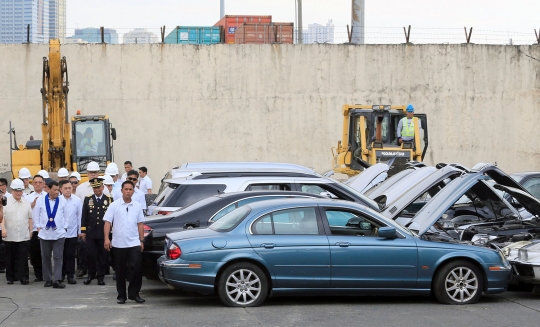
left=336, top=242, right=350, bottom=247
left=261, top=243, right=276, bottom=249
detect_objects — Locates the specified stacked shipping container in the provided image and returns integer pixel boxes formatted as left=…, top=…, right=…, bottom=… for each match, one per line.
left=235, top=23, right=294, bottom=44
left=214, top=15, right=272, bottom=44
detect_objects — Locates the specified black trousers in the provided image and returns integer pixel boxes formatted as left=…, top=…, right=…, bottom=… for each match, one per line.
left=86, top=238, right=109, bottom=279
left=5, top=241, right=29, bottom=282
left=62, top=237, right=78, bottom=279
left=113, top=246, right=142, bottom=300
left=0, top=237, right=6, bottom=271
left=77, top=238, right=87, bottom=271
left=30, top=231, right=42, bottom=279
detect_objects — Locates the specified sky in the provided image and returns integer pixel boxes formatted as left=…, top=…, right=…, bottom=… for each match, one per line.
left=66, top=0, right=540, bottom=44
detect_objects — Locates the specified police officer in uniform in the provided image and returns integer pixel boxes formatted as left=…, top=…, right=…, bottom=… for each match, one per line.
left=81, top=178, right=112, bottom=285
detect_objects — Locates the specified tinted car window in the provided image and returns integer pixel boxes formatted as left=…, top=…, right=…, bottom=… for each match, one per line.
left=522, top=178, right=540, bottom=199
left=211, top=203, right=237, bottom=222
left=245, top=184, right=292, bottom=191
left=163, top=184, right=226, bottom=208
left=252, top=207, right=319, bottom=235
left=209, top=206, right=251, bottom=232
left=324, top=209, right=384, bottom=237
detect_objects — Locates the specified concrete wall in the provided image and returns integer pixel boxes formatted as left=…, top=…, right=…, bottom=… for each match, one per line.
left=1, top=43, right=539, bottom=183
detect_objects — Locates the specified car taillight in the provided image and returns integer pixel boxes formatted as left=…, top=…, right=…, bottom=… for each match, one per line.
left=167, top=243, right=182, bottom=260
left=143, top=224, right=153, bottom=238
left=158, top=211, right=172, bottom=215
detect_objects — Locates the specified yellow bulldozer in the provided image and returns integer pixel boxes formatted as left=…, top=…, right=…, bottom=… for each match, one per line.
left=9, top=39, right=116, bottom=181
left=332, top=104, right=428, bottom=177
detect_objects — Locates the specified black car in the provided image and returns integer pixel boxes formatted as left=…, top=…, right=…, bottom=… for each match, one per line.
left=142, top=191, right=324, bottom=279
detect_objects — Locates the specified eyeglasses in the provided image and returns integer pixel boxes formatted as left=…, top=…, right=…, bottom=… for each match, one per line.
left=127, top=178, right=138, bottom=181
left=70, top=181, right=79, bottom=185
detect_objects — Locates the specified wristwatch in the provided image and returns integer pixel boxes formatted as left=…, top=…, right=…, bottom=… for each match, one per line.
left=140, top=239, right=144, bottom=242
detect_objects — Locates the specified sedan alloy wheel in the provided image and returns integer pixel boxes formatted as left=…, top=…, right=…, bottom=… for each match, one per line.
left=434, top=260, right=483, bottom=305
left=218, top=263, right=268, bottom=307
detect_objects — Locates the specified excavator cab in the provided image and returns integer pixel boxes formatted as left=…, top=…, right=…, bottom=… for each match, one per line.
left=72, top=115, right=116, bottom=174
left=332, top=104, right=428, bottom=177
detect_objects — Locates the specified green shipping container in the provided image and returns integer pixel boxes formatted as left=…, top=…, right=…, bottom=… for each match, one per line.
left=164, top=26, right=222, bottom=44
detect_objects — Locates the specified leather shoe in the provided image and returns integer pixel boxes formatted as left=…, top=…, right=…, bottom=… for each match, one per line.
left=97, top=279, right=105, bottom=286
left=35, top=277, right=43, bottom=282
left=83, top=277, right=93, bottom=285
left=7, top=280, right=14, bottom=285
left=67, top=277, right=77, bottom=285
left=20, top=279, right=29, bottom=285
left=53, top=281, right=66, bottom=289
left=128, top=296, right=145, bottom=304
left=76, top=270, right=87, bottom=278
left=113, top=273, right=116, bottom=280
left=0, top=269, right=5, bottom=273
left=117, top=298, right=126, bottom=304
left=44, top=280, right=53, bottom=287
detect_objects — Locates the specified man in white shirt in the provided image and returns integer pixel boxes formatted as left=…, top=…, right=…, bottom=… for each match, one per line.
left=120, top=161, right=133, bottom=182
left=59, top=180, right=82, bottom=285
left=36, top=180, right=68, bottom=289
left=138, top=167, right=152, bottom=194
left=0, top=178, right=8, bottom=273
left=75, top=161, right=110, bottom=200
left=113, top=170, right=147, bottom=214
left=0, top=178, right=11, bottom=198
left=25, top=174, right=46, bottom=282
left=104, top=181, right=145, bottom=304
left=0, top=179, right=32, bottom=285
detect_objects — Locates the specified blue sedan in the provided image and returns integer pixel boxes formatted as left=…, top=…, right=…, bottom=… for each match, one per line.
left=157, top=198, right=510, bottom=307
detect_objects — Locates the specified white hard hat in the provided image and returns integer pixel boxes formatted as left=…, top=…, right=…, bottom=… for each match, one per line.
left=70, top=171, right=81, bottom=181
left=105, top=165, right=119, bottom=176
left=103, top=175, right=114, bottom=185
left=107, top=162, right=119, bottom=168
left=18, top=167, right=32, bottom=179
left=37, top=170, right=50, bottom=178
left=58, top=168, right=69, bottom=177
left=10, top=178, right=25, bottom=191
left=87, top=161, right=100, bottom=172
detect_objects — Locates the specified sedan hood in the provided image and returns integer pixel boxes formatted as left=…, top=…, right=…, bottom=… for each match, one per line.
left=504, top=240, right=540, bottom=264
left=345, top=163, right=389, bottom=193
left=493, top=184, right=540, bottom=217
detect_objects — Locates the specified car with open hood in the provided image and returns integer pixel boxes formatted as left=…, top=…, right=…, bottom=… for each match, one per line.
left=158, top=198, right=510, bottom=307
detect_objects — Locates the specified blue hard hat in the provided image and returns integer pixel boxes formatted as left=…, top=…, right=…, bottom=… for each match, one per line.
left=406, top=104, right=414, bottom=112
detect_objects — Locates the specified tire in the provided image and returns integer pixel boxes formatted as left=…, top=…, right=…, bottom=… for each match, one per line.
left=218, top=262, right=268, bottom=307
left=433, top=260, right=483, bottom=305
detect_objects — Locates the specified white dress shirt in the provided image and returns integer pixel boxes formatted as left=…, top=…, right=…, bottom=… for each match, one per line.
left=103, top=198, right=145, bottom=248
left=139, top=176, right=152, bottom=194
left=120, top=172, right=127, bottom=182
left=26, top=191, right=45, bottom=231
left=112, top=187, right=147, bottom=210
left=63, top=195, right=82, bottom=238
left=1, top=196, right=32, bottom=242
left=75, top=181, right=110, bottom=200
left=36, top=195, right=68, bottom=240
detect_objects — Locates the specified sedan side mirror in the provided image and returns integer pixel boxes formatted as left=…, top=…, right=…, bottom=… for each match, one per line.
left=378, top=226, right=397, bottom=239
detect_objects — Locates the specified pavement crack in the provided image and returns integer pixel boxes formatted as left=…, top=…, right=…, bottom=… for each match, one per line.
left=494, top=295, right=540, bottom=314
left=0, top=297, right=20, bottom=325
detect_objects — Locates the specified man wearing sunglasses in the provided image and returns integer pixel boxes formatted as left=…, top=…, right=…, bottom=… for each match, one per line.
left=112, top=170, right=146, bottom=214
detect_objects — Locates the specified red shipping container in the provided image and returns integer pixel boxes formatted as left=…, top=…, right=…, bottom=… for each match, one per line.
left=214, top=15, right=272, bottom=44
left=235, top=23, right=294, bottom=44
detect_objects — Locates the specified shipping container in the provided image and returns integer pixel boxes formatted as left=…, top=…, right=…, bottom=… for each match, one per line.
left=214, top=15, right=272, bottom=44
left=164, top=26, right=222, bottom=44
left=234, top=23, right=294, bottom=44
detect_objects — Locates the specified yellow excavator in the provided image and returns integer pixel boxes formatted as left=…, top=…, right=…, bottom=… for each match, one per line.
left=332, top=104, right=428, bottom=177
left=9, top=39, right=116, bottom=181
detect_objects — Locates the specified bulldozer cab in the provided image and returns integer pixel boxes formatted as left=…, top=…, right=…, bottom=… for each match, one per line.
left=333, top=105, right=428, bottom=177
left=72, top=115, right=116, bottom=174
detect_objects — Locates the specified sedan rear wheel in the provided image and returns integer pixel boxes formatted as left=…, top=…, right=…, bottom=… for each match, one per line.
left=434, top=260, right=483, bottom=305
left=218, top=262, right=268, bottom=307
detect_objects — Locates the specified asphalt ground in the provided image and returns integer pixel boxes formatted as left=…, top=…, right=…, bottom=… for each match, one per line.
left=1, top=272, right=539, bottom=327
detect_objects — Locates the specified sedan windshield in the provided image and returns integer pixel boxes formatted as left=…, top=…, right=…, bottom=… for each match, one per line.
left=209, top=206, right=251, bottom=232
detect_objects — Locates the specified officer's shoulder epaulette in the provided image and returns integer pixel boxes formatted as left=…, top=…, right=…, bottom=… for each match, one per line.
left=86, top=194, right=93, bottom=198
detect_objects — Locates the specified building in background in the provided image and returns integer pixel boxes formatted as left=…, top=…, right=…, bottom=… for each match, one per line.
left=64, top=37, right=88, bottom=44
left=49, top=0, right=65, bottom=42
left=123, top=28, right=159, bottom=44
left=0, top=0, right=50, bottom=43
left=299, top=19, right=335, bottom=44
left=73, top=27, right=119, bottom=44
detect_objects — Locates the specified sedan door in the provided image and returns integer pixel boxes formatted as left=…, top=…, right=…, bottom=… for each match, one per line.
left=320, top=207, right=418, bottom=289
left=246, top=206, right=331, bottom=288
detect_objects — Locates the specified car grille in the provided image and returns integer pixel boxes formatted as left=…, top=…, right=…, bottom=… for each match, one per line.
left=514, top=263, right=534, bottom=277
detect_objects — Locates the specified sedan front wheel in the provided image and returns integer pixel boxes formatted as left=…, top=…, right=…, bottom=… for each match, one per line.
left=218, top=262, right=268, bottom=307
left=433, top=260, right=483, bottom=305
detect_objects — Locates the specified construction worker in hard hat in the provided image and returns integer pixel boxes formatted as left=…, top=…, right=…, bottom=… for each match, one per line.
left=397, top=104, right=416, bottom=145
left=18, top=168, right=34, bottom=195
left=80, top=128, right=98, bottom=155
left=75, top=162, right=110, bottom=200
left=105, top=164, right=122, bottom=191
